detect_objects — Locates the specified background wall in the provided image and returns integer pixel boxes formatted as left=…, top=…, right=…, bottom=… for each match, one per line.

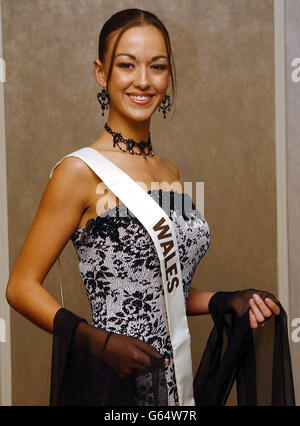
left=2, top=0, right=279, bottom=405
left=0, top=0, right=12, bottom=406
left=286, top=0, right=300, bottom=405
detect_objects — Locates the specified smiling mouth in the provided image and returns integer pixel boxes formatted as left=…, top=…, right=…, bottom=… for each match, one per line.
left=127, top=94, right=154, bottom=105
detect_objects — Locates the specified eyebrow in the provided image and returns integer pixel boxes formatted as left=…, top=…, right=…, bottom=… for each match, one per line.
left=115, top=53, right=168, bottom=61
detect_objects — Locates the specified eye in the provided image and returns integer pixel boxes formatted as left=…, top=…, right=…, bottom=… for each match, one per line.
left=117, top=63, right=134, bottom=69
left=152, top=65, right=168, bottom=71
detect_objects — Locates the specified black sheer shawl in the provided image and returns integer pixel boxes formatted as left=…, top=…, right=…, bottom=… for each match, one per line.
left=193, top=290, right=295, bottom=406
left=50, top=290, right=295, bottom=406
left=49, top=308, right=168, bottom=406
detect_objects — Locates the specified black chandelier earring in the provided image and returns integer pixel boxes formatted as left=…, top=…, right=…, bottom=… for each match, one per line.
left=158, top=94, right=172, bottom=119
left=97, top=87, right=110, bottom=116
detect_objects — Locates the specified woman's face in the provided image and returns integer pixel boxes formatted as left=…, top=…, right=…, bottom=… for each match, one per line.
left=100, top=24, right=171, bottom=123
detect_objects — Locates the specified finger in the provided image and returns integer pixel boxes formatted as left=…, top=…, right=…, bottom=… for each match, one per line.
left=131, top=350, right=153, bottom=370
left=134, top=356, right=165, bottom=374
left=252, top=294, right=273, bottom=319
left=135, top=339, right=164, bottom=360
left=132, top=346, right=164, bottom=371
left=249, top=298, right=265, bottom=323
left=265, top=298, right=281, bottom=316
left=249, top=308, right=258, bottom=328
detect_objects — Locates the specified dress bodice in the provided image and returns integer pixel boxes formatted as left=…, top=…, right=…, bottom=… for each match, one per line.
left=70, top=188, right=211, bottom=405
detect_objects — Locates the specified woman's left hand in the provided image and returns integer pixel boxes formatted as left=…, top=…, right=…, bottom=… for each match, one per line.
left=249, top=293, right=281, bottom=328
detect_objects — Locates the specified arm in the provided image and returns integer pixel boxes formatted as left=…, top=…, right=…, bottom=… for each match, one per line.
left=186, top=286, right=281, bottom=328
left=6, top=156, right=92, bottom=334
left=6, top=156, right=174, bottom=380
left=186, top=286, right=216, bottom=316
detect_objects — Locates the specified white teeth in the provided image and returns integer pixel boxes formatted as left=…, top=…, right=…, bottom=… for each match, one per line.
left=129, top=95, right=150, bottom=101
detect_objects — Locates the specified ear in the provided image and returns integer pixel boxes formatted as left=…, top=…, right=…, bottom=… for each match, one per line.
left=94, top=59, right=107, bottom=88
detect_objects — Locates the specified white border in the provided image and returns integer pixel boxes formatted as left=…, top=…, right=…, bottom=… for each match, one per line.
left=274, top=0, right=290, bottom=325
left=0, top=0, right=12, bottom=406
left=0, top=0, right=290, bottom=406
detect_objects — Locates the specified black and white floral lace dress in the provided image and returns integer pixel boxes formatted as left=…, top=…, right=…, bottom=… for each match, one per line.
left=70, top=188, right=211, bottom=406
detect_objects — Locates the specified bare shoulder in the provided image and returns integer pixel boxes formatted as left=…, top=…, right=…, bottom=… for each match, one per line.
left=51, top=154, right=95, bottom=181
left=6, top=154, right=100, bottom=291
left=49, top=155, right=99, bottom=206
left=159, top=156, right=180, bottom=179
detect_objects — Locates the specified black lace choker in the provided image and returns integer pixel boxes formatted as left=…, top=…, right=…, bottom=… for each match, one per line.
left=104, top=122, right=154, bottom=159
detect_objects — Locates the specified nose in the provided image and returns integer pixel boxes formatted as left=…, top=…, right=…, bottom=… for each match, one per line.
left=134, top=65, right=150, bottom=89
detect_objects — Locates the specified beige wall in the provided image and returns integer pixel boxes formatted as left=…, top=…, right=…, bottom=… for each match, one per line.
left=286, top=0, right=300, bottom=405
left=2, top=0, right=278, bottom=405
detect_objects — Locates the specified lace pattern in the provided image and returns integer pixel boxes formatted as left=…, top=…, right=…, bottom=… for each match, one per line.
left=71, top=189, right=211, bottom=405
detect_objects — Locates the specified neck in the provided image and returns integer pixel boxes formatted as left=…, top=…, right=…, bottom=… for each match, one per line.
left=106, top=115, right=151, bottom=144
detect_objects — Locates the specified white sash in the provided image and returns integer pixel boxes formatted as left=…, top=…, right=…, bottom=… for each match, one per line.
left=49, top=147, right=195, bottom=406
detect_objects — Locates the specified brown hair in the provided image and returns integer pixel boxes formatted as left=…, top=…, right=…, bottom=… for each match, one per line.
left=98, top=8, right=177, bottom=116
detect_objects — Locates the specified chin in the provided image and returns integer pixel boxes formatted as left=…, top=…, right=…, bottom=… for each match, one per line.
left=130, top=114, right=152, bottom=123
left=123, top=109, right=154, bottom=123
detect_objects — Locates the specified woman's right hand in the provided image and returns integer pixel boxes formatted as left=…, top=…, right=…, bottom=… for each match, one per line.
left=103, top=332, right=166, bottom=379
left=74, top=321, right=167, bottom=379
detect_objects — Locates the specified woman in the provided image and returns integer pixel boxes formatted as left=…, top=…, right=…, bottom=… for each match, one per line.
left=6, top=8, right=281, bottom=406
